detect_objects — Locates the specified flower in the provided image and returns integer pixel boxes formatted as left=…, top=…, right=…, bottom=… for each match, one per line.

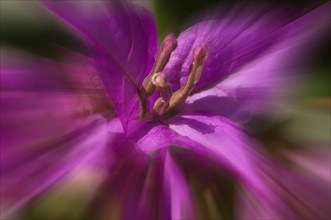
left=1, top=1, right=330, bottom=219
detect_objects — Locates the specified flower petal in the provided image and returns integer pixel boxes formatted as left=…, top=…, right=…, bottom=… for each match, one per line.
left=236, top=183, right=296, bottom=219
left=169, top=115, right=302, bottom=217
left=167, top=115, right=263, bottom=186
left=136, top=114, right=295, bottom=217
left=183, top=3, right=331, bottom=123
left=137, top=115, right=265, bottom=188
left=1, top=50, right=112, bottom=151
left=164, top=6, right=277, bottom=91
left=0, top=50, right=114, bottom=217
left=182, top=44, right=295, bottom=124
left=40, top=1, right=158, bottom=129
left=161, top=151, right=196, bottom=219
left=164, top=3, right=330, bottom=94
left=83, top=133, right=154, bottom=220
left=237, top=149, right=331, bottom=219
left=136, top=124, right=203, bottom=154
left=1, top=116, right=111, bottom=218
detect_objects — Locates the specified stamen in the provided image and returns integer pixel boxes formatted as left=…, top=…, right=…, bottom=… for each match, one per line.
left=141, top=34, right=177, bottom=97
left=139, top=40, right=208, bottom=119
left=152, top=72, right=172, bottom=116
left=169, top=45, right=208, bottom=111
left=153, top=34, right=178, bottom=73
left=193, top=45, right=209, bottom=84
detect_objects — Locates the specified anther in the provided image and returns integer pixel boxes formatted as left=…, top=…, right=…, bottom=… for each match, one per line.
left=152, top=72, right=172, bottom=100
left=141, top=34, right=177, bottom=98
left=152, top=72, right=172, bottom=116
left=193, top=45, right=209, bottom=65
left=169, top=45, right=208, bottom=111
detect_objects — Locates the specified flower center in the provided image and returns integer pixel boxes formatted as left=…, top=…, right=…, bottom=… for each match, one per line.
left=139, top=34, right=208, bottom=119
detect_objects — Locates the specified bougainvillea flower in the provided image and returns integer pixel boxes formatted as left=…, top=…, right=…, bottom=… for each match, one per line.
left=1, top=1, right=330, bottom=219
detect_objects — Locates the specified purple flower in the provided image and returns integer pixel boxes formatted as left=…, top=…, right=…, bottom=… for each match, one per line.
left=1, top=1, right=330, bottom=219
